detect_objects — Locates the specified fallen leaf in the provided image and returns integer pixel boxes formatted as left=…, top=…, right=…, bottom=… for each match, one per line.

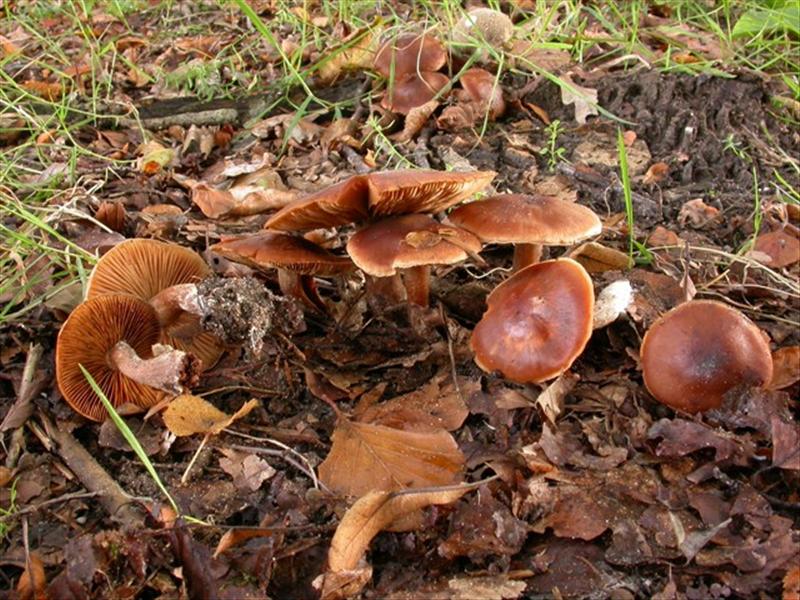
left=22, top=80, right=63, bottom=101
left=355, top=374, right=471, bottom=432
left=533, top=486, right=615, bottom=541
left=17, top=552, right=46, bottom=600
left=137, top=140, right=175, bottom=174
left=447, top=576, right=526, bottom=600
left=162, top=395, right=260, bottom=437
left=318, top=418, right=464, bottom=496
left=560, top=73, right=598, bottom=124
left=569, top=241, right=632, bottom=273
left=593, top=279, right=634, bottom=329
left=191, top=183, right=295, bottom=219
left=535, top=372, right=577, bottom=424
left=392, top=100, right=439, bottom=143
left=784, top=565, right=800, bottom=600
left=678, top=198, right=719, bottom=228
left=769, top=346, right=800, bottom=389
left=328, top=483, right=474, bottom=572
left=648, top=418, right=749, bottom=464
left=317, top=27, right=379, bottom=83
left=648, top=225, right=681, bottom=246
left=219, top=449, right=276, bottom=491
left=643, top=161, right=670, bottom=185
left=752, top=228, right=800, bottom=268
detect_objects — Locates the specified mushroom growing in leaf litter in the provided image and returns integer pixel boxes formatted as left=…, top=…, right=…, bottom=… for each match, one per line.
left=640, top=299, right=773, bottom=414
left=211, top=231, right=354, bottom=313
left=448, top=193, right=601, bottom=271
left=346, top=214, right=482, bottom=307
left=86, top=238, right=224, bottom=370
left=471, top=258, right=594, bottom=383
left=56, top=294, right=199, bottom=422
left=265, top=169, right=496, bottom=232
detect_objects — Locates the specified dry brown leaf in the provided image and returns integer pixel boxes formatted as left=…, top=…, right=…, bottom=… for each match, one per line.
left=448, top=576, right=527, bottom=599
left=560, top=73, right=598, bottom=124
left=569, top=241, right=632, bottom=273
left=769, top=347, right=800, bottom=390
left=784, top=565, right=800, bottom=600
left=678, top=198, right=719, bottom=228
left=328, top=484, right=474, bottom=572
left=643, top=161, right=670, bottom=185
left=163, top=395, right=259, bottom=437
left=752, top=229, right=800, bottom=268
left=316, top=565, right=373, bottom=600
left=317, top=28, right=379, bottom=82
left=22, top=80, right=63, bottom=101
left=219, top=448, right=276, bottom=491
left=355, top=374, right=471, bottom=432
left=191, top=183, right=295, bottom=219
left=392, top=100, right=439, bottom=143
left=137, top=140, right=175, bottom=174
left=319, top=418, right=464, bottom=496
left=17, top=552, right=46, bottom=600
left=535, top=372, right=578, bottom=424
left=648, top=225, right=681, bottom=246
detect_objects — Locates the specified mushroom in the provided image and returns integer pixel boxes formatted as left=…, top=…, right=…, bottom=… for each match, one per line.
left=381, top=71, right=450, bottom=115
left=640, top=300, right=773, bottom=413
left=458, top=67, right=505, bottom=119
left=453, top=8, right=514, bottom=56
left=86, top=238, right=224, bottom=370
left=373, top=33, right=447, bottom=79
left=210, top=231, right=354, bottom=313
left=266, top=169, right=496, bottom=232
left=447, top=194, right=601, bottom=271
left=56, top=295, right=198, bottom=421
left=346, top=214, right=482, bottom=307
left=471, top=258, right=594, bottom=382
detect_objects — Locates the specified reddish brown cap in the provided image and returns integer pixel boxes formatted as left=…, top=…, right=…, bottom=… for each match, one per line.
left=346, top=214, right=482, bottom=277
left=265, top=175, right=370, bottom=232
left=373, top=33, right=446, bottom=79
left=87, top=239, right=223, bottom=370
left=381, top=71, right=450, bottom=115
left=448, top=194, right=601, bottom=246
left=367, top=169, right=496, bottom=217
left=459, top=68, right=505, bottom=119
left=640, top=300, right=773, bottom=413
left=211, top=232, right=353, bottom=276
left=471, top=258, right=594, bottom=383
left=56, top=295, right=166, bottom=421
left=752, top=228, right=799, bottom=268
left=265, top=170, right=495, bottom=232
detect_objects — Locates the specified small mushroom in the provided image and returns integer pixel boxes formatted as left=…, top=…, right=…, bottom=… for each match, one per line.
left=86, top=238, right=224, bottom=370
left=56, top=295, right=198, bottom=421
left=471, top=258, right=594, bottom=382
left=373, top=33, right=447, bottom=79
left=211, top=231, right=353, bottom=313
left=458, top=67, right=505, bottom=119
left=447, top=194, right=601, bottom=271
left=266, top=169, right=496, bottom=232
left=453, top=8, right=514, bottom=59
left=640, top=300, right=773, bottom=414
left=381, top=71, right=450, bottom=115
left=346, top=214, right=482, bottom=307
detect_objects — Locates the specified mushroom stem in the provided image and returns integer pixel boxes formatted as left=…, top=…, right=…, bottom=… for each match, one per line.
left=366, top=274, right=406, bottom=304
left=402, top=265, right=431, bottom=307
left=512, top=243, right=542, bottom=271
left=277, top=269, right=326, bottom=313
left=150, top=283, right=205, bottom=327
left=108, top=341, right=197, bottom=395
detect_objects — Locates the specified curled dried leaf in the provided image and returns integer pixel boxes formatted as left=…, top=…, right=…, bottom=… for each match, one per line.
left=163, top=395, right=259, bottom=436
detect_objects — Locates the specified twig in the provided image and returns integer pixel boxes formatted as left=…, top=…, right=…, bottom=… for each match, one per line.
left=39, top=412, right=143, bottom=527
left=0, top=491, right=100, bottom=523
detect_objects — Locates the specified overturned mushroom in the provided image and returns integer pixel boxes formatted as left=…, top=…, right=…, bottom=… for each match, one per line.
left=56, top=295, right=198, bottom=421
left=211, top=232, right=354, bottom=313
left=640, top=300, right=773, bottom=413
left=86, top=238, right=224, bottom=370
left=448, top=194, right=601, bottom=271
left=471, top=258, right=594, bottom=382
left=346, top=214, right=482, bottom=307
left=266, top=169, right=496, bottom=232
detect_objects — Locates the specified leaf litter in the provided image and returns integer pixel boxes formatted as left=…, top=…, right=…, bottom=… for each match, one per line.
left=0, top=1, right=798, bottom=598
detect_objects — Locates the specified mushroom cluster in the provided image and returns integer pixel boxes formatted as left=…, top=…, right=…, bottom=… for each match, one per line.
left=215, top=169, right=495, bottom=309
left=56, top=239, right=223, bottom=421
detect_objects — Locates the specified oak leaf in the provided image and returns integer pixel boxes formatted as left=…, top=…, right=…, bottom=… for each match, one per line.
left=162, top=395, right=259, bottom=437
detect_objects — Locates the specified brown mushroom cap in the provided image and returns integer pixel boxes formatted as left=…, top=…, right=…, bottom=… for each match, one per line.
left=56, top=295, right=166, bottom=421
left=459, top=67, right=505, bottom=119
left=346, top=214, right=482, bottom=277
left=640, top=300, right=773, bottom=413
left=265, top=175, right=370, bottom=232
left=266, top=169, right=496, bottom=232
left=211, top=232, right=354, bottom=276
left=367, top=169, right=496, bottom=217
left=381, top=71, right=450, bottom=115
left=448, top=194, right=601, bottom=246
left=86, top=238, right=223, bottom=370
left=471, top=258, right=594, bottom=383
left=373, top=33, right=446, bottom=79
